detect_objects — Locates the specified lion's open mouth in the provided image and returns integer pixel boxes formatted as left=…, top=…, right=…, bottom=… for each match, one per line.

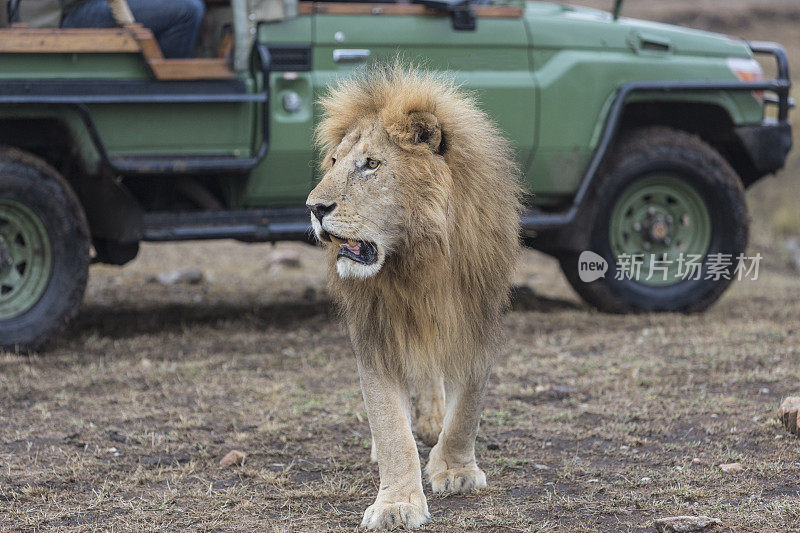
left=321, top=230, right=378, bottom=266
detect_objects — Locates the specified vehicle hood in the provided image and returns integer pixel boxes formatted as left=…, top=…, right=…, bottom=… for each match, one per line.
left=524, top=2, right=752, bottom=58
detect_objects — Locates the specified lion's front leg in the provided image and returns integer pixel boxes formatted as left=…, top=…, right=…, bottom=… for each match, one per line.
left=358, top=360, right=429, bottom=530
left=425, top=365, right=491, bottom=494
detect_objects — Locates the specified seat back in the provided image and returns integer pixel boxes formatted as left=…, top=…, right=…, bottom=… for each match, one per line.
left=15, top=0, right=62, bottom=28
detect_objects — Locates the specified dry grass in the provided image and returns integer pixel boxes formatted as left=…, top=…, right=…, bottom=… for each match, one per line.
left=2, top=241, right=799, bottom=532
left=3, top=1, right=800, bottom=531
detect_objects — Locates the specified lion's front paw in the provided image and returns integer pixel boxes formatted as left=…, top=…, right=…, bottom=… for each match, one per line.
left=361, top=500, right=429, bottom=530
left=429, top=466, right=486, bottom=494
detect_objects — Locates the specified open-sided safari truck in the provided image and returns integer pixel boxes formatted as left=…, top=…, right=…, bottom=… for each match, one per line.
left=0, top=0, right=793, bottom=350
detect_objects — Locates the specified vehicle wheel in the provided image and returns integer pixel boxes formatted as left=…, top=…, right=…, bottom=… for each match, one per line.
left=0, top=148, right=90, bottom=351
left=560, top=126, right=749, bottom=313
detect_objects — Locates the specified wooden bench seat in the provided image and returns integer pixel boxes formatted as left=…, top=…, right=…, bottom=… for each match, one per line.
left=0, top=24, right=235, bottom=81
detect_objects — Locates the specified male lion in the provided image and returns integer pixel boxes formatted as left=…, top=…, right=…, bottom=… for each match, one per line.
left=306, top=64, right=521, bottom=530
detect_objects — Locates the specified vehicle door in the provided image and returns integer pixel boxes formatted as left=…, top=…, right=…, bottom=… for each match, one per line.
left=311, top=1, right=536, bottom=180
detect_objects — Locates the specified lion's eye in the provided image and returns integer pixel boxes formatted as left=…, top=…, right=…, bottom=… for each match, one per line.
left=366, top=158, right=381, bottom=170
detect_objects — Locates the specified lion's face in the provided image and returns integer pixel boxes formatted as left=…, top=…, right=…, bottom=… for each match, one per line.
left=306, top=119, right=406, bottom=280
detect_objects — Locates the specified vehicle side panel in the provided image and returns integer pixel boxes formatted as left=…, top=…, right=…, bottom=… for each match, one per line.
left=525, top=5, right=763, bottom=204
left=242, top=16, right=315, bottom=206
left=242, top=11, right=535, bottom=207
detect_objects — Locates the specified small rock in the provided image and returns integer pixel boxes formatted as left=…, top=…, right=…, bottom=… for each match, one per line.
left=692, top=457, right=702, bottom=465
left=587, top=478, right=599, bottom=483
left=106, top=447, right=121, bottom=457
left=718, top=462, right=743, bottom=473
left=619, top=445, right=630, bottom=451
left=759, top=387, right=770, bottom=395
left=640, top=477, right=651, bottom=483
left=777, top=396, right=800, bottom=435
left=267, top=249, right=302, bottom=269
left=220, top=449, right=246, bottom=467
left=532, top=463, right=550, bottom=470
left=140, top=358, right=152, bottom=368
left=149, top=269, right=204, bottom=286
left=654, top=515, right=721, bottom=532
left=783, top=237, right=800, bottom=274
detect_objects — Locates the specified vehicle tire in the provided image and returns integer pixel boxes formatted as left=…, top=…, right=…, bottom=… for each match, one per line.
left=559, top=126, right=749, bottom=313
left=0, top=147, right=90, bottom=351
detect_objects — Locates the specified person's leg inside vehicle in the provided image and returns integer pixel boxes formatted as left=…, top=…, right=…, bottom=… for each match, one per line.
left=61, top=0, right=205, bottom=59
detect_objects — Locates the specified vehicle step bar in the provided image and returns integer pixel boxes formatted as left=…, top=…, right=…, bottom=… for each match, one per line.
left=142, top=208, right=313, bottom=242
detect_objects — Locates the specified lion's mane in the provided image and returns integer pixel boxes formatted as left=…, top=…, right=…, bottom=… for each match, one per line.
left=316, top=63, right=522, bottom=381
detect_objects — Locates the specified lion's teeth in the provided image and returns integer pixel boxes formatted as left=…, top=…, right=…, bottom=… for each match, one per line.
left=347, top=239, right=358, bottom=247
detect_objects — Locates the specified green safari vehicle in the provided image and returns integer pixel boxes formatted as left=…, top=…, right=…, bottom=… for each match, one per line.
left=0, top=0, right=793, bottom=350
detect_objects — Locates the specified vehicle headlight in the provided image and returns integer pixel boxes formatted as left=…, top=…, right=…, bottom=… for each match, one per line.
left=727, top=57, right=764, bottom=101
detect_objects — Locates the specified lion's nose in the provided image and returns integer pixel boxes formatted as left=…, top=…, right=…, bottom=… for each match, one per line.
left=308, top=202, right=337, bottom=222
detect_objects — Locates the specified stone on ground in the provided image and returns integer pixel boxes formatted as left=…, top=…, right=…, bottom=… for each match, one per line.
left=220, top=449, right=246, bottom=467
left=654, top=515, right=721, bottom=532
left=777, top=396, right=800, bottom=435
left=149, top=269, right=204, bottom=285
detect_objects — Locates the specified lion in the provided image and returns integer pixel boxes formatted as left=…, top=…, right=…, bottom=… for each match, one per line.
left=306, top=63, right=522, bottom=530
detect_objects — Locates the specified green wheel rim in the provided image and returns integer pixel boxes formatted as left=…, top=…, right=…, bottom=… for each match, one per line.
left=609, top=175, right=712, bottom=287
left=0, top=199, right=53, bottom=319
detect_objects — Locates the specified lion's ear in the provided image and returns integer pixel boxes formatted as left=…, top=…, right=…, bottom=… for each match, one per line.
left=385, top=111, right=443, bottom=154
left=409, top=111, right=443, bottom=153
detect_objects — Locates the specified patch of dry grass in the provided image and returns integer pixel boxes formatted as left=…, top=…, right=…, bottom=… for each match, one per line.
left=2, top=238, right=799, bottom=532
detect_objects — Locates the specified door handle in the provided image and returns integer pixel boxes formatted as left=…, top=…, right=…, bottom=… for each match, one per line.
left=629, top=31, right=672, bottom=54
left=333, top=49, right=371, bottom=63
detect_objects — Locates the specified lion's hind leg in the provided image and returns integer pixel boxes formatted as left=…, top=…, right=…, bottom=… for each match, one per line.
left=414, top=374, right=446, bottom=447
left=425, top=365, right=490, bottom=494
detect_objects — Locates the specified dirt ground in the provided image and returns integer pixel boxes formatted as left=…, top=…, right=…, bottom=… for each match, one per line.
left=2, top=1, right=800, bottom=532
